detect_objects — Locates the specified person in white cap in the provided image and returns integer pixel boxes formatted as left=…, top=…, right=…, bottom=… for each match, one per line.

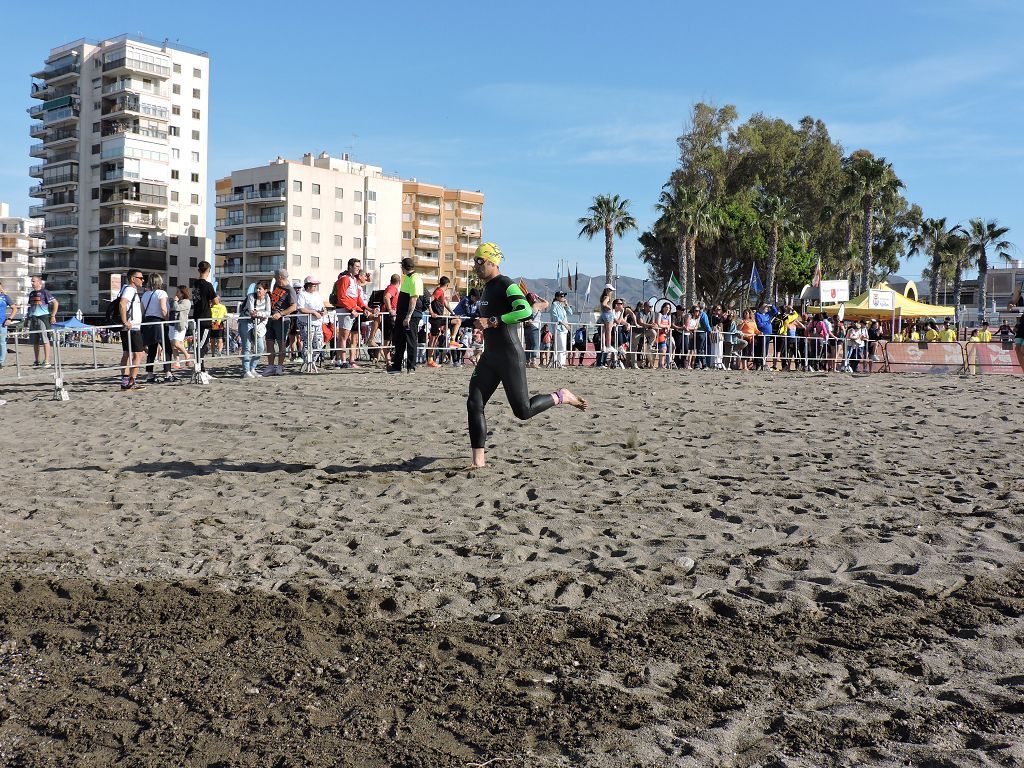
left=296, top=275, right=326, bottom=365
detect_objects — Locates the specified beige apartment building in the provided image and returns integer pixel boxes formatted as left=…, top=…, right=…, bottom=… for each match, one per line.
left=401, top=182, right=483, bottom=292
left=214, top=152, right=403, bottom=302
left=28, top=34, right=209, bottom=316
left=0, top=203, right=45, bottom=313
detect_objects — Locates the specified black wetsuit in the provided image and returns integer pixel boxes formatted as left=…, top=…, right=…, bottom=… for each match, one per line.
left=468, top=275, right=554, bottom=449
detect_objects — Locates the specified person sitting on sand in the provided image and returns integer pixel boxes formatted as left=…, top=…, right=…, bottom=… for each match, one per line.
left=466, top=243, right=588, bottom=469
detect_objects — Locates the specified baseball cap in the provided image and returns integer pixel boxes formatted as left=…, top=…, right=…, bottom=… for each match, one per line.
left=475, top=242, right=503, bottom=265
left=554, top=290, right=566, bottom=298
left=304, top=275, right=320, bottom=285
left=604, top=283, right=615, bottom=290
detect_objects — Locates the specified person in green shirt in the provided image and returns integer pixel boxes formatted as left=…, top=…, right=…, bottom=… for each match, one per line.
left=387, top=257, right=424, bottom=374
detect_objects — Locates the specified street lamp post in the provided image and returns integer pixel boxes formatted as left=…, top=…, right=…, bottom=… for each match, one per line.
left=642, top=278, right=649, bottom=302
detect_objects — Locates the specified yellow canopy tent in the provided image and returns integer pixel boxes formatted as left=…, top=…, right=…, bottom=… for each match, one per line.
left=808, top=282, right=955, bottom=319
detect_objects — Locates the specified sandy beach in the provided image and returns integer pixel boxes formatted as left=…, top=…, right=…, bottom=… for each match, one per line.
left=1, top=357, right=1022, bottom=766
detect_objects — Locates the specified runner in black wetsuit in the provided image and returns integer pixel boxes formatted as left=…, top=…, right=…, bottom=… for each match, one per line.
left=467, top=242, right=588, bottom=469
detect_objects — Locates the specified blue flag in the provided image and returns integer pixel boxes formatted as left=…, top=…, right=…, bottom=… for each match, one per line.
left=750, top=263, right=763, bottom=294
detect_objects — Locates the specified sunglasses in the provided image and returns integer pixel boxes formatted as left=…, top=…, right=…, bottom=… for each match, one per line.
left=473, top=257, right=486, bottom=265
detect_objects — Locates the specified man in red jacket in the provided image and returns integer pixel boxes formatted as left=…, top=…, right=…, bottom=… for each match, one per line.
left=333, top=258, right=371, bottom=369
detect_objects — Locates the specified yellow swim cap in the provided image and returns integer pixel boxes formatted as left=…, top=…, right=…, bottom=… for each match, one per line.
left=474, top=242, right=503, bottom=265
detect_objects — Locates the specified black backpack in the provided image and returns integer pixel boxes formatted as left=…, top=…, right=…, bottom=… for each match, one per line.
left=105, top=287, right=128, bottom=324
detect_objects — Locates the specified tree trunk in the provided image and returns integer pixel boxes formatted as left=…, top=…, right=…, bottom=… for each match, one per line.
left=861, top=199, right=873, bottom=294
left=952, top=261, right=963, bottom=324
left=603, top=225, right=614, bottom=288
left=686, top=239, right=696, bottom=307
left=977, top=247, right=988, bottom=319
left=675, top=234, right=687, bottom=303
left=765, top=224, right=779, bottom=302
left=929, top=252, right=942, bottom=306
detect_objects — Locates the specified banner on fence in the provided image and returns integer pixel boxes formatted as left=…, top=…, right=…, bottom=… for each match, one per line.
left=965, top=342, right=1024, bottom=375
left=884, top=342, right=965, bottom=373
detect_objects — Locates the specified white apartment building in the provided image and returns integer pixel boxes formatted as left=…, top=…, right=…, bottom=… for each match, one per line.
left=213, top=152, right=403, bottom=302
left=28, top=34, right=209, bottom=316
left=0, top=202, right=45, bottom=314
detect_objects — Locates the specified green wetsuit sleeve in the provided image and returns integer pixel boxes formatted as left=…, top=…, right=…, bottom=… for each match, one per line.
left=500, top=282, right=533, bottom=324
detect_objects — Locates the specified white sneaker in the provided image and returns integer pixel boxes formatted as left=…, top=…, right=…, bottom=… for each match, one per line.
left=242, top=370, right=255, bottom=379
left=253, top=370, right=263, bottom=378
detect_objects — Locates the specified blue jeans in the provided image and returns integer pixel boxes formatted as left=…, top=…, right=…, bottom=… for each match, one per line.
left=0, top=324, right=7, bottom=365
left=524, top=324, right=540, bottom=363
left=240, top=321, right=266, bottom=373
left=696, top=331, right=708, bottom=368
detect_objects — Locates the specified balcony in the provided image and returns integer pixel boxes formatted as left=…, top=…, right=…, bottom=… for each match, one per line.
left=415, top=238, right=441, bottom=250
left=217, top=240, right=246, bottom=252
left=218, top=261, right=244, bottom=275
left=41, top=62, right=81, bottom=82
left=247, top=256, right=286, bottom=273
left=414, top=201, right=441, bottom=213
left=458, top=207, right=482, bottom=219
left=42, top=171, right=79, bottom=187
left=415, top=254, right=440, bottom=267
left=101, top=191, right=168, bottom=207
left=43, top=127, right=78, bottom=147
left=44, top=277, right=78, bottom=292
left=30, top=123, right=48, bottom=139
left=102, top=56, right=171, bottom=78
left=245, top=188, right=287, bottom=201
left=42, top=194, right=77, bottom=210
left=43, top=257, right=77, bottom=272
left=29, top=164, right=44, bottom=178
left=215, top=217, right=245, bottom=230
left=45, top=214, right=78, bottom=230
left=245, top=239, right=286, bottom=251
left=100, top=212, right=164, bottom=228
left=98, top=252, right=168, bottom=272
left=108, top=124, right=169, bottom=141
left=415, top=219, right=441, bottom=231
left=29, top=184, right=46, bottom=198
left=245, top=213, right=286, bottom=227
left=43, top=237, right=78, bottom=251
left=101, top=80, right=166, bottom=98
left=30, top=80, right=49, bottom=100
left=101, top=96, right=169, bottom=120
left=43, top=152, right=79, bottom=169
left=29, top=143, right=48, bottom=158
left=43, top=106, right=79, bottom=125
left=216, top=191, right=246, bottom=206
left=99, top=235, right=167, bottom=251
left=457, top=242, right=481, bottom=254
left=28, top=204, right=46, bottom=217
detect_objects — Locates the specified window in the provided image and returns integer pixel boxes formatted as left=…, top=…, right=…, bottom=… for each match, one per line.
left=334, top=211, right=343, bottom=223
left=172, top=84, right=181, bottom=95
left=169, top=255, right=177, bottom=265
left=366, top=213, right=376, bottom=225
left=293, top=230, right=301, bottom=241
left=189, top=235, right=198, bottom=246
left=311, top=232, right=320, bottom=244
left=311, top=208, right=320, bottom=220
left=173, top=63, right=182, bottom=74
left=92, top=122, right=100, bottom=133
left=365, top=259, right=376, bottom=271
left=191, top=130, right=200, bottom=140
left=334, top=236, right=343, bottom=247
left=172, top=148, right=180, bottom=159
left=191, top=214, right=198, bottom=225
left=445, top=236, right=454, bottom=245
left=172, top=105, right=181, bottom=116
left=444, top=201, right=455, bottom=210
left=311, top=256, right=320, bottom=268
left=191, top=151, right=199, bottom=162
left=402, top=231, right=412, bottom=240
left=293, top=254, right=301, bottom=265
left=444, top=219, right=454, bottom=227
left=445, top=252, right=455, bottom=261
left=334, top=259, right=343, bottom=270
left=353, top=214, right=362, bottom=225
left=171, top=191, right=179, bottom=202
left=91, top=187, right=99, bottom=200
left=403, top=194, right=413, bottom=204
left=353, top=190, right=363, bottom=202
left=171, top=170, right=179, bottom=180
left=335, top=187, right=343, bottom=198
left=170, top=235, right=179, bottom=244
left=189, top=257, right=197, bottom=267
left=190, top=173, right=199, bottom=183
left=312, top=183, right=320, bottom=195
left=293, top=180, right=302, bottom=192
left=193, top=88, right=201, bottom=99
left=170, top=212, right=179, bottom=222
left=190, top=193, right=199, bottom=204
left=367, top=191, right=376, bottom=202
left=169, top=126, right=180, bottom=137
left=402, top=249, right=410, bottom=258
left=192, top=109, right=200, bottom=120
left=402, top=213, right=412, bottom=222
left=193, top=67, right=202, bottom=78
left=353, top=237, right=362, bottom=248
left=292, top=205, right=302, bottom=216
left=91, top=143, right=100, bottom=155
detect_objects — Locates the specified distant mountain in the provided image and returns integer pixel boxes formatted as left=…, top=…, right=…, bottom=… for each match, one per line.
left=512, top=273, right=662, bottom=311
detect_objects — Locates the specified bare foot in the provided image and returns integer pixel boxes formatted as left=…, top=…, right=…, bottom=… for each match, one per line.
left=464, top=463, right=487, bottom=471
left=556, top=387, right=588, bottom=411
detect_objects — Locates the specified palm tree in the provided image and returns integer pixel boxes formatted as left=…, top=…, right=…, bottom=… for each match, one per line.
left=755, top=194, right=797, bottom=302
left=907, top=217, right=954, bottom=305
left=964, top=218, right=1013, bottom=318
left=840, top=152, right=904, bottom=293
left=654, top=184, right=692, bottom=302
left=684, top=194, right=724, bottom=307
left=943, top=231, right=970, bottom=317
left=577, top=194, right=638, bottom=289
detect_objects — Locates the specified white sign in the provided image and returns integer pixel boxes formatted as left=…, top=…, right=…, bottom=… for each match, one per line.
left=819, top=280, right=849, bottom=303
left=869, top=289, right=895, bottom=311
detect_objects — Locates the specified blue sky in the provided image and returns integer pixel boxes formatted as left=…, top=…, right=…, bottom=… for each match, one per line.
left=2, top=0, right=1021, bottom=281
